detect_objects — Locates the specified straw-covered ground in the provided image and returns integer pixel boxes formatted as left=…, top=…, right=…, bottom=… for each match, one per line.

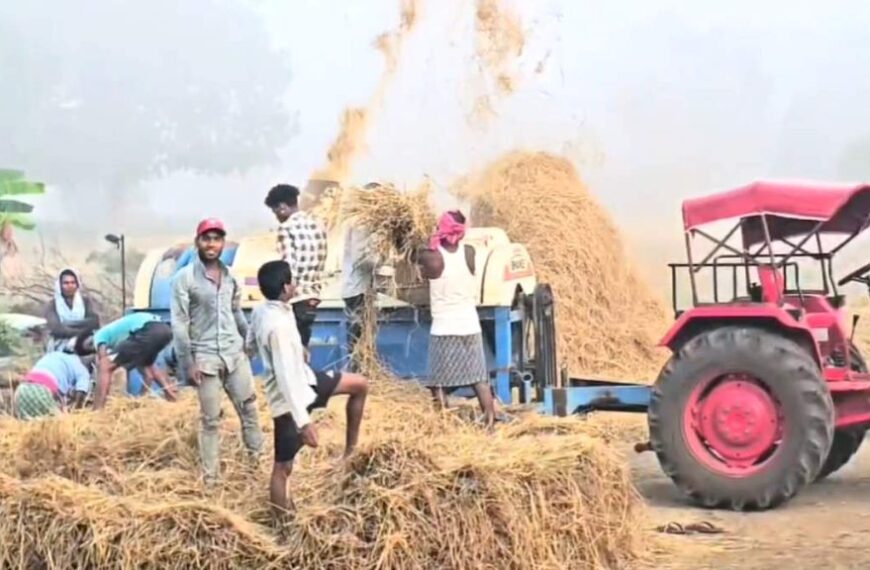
left=0, top=378, right=645, bottom=570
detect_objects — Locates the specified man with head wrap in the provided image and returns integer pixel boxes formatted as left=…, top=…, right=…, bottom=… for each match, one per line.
left=416, top=211, right=496, bottom=430
left=43, top=268, right=101, bottom=352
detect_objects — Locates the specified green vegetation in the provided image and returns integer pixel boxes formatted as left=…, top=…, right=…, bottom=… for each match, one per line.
left=0, top=169, right=44, bottom=233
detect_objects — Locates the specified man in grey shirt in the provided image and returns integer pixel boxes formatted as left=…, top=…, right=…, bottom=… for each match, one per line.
left=341, top=182, right=379, bottom=372
left=341, top=223, right=375, bottom=372
left=171, top=218, right=264, bottom=484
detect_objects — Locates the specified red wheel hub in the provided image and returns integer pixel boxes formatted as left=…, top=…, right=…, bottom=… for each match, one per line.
left=683, top=374, right=783, bottom=476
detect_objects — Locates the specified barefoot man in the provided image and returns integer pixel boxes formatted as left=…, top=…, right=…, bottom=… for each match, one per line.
left=79, top=313, right=177, bottom=409
left=417, top=210, right=496, bottom=429
left=247, top=260, right=368, bottom=519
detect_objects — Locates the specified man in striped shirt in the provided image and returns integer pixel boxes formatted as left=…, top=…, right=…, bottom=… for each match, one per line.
left=264, top=184, right=328, bottom=348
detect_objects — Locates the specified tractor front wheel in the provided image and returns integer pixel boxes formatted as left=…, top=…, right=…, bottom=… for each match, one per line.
left=649, top=326, right=834, bottom=510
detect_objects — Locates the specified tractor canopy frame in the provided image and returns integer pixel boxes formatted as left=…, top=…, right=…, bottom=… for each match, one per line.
left=672, top=180, right=870, bottom=312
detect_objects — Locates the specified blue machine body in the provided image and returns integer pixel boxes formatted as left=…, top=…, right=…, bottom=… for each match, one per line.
left=128, top=303, right=526, bottom=404
left=127, top=243, right=652, bottom=417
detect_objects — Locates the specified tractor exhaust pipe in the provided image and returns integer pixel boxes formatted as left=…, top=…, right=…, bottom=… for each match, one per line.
left=852, top=314, right=860, bottom=344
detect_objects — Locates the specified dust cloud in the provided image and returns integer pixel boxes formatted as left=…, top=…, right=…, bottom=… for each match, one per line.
left=5, top=0, right=870, bottom=287
left=470, top=0, right=525, bottom=123
left=309, top=0, right=420, bottom=187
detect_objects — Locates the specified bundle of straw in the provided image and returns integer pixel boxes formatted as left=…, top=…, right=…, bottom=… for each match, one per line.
left=0, top=380, right=645, bottom=570
left=341, top=183, right=436, bottom=265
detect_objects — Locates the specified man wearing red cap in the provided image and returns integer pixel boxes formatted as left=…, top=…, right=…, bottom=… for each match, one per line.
left=171, top=218, right=264, bottom=485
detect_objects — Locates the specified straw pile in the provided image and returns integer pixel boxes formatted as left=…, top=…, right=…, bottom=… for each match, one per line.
left=850, top=298, right=870, bottom=359
left=455, top=151, right=670, bottom=380
left=0, top=380, right=644, bottom=569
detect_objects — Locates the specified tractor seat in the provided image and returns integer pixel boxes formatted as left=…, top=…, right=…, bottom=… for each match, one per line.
left=756, top=265, right=784, bottom=304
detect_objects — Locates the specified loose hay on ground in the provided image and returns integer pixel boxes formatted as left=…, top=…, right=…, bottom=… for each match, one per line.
left=0, top=381, right=644, bottom=569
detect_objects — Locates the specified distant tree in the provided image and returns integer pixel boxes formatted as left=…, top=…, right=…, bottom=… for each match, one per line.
left=3, top=244, right=147, bottom=322
left=86, top=246, right=146, bottom=305
left=0, top=169, right=45, bottom=258
left=0, top=0, right=295, bottom=210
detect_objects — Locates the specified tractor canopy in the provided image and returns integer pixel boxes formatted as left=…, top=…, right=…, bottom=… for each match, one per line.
left=682, top=180, right=870, bottom=249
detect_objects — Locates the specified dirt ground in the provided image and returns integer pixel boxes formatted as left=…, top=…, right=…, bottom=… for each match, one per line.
left=623, top=435, right=870, bottom=569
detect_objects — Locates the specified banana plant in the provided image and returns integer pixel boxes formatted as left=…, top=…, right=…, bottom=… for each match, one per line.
left=0, top=169, right=45, bottom=257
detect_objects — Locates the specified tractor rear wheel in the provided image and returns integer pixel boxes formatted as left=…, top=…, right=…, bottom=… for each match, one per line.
left=815, top=343, right=868, bottom=481
left=649, top=326, right=834, bottom=510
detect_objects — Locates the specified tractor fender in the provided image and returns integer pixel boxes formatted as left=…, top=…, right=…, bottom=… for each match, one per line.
left=659, top=305, right=822, bottom=366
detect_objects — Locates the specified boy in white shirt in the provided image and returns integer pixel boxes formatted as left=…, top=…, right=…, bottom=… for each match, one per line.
left=247, top=260, right=369, bottom=519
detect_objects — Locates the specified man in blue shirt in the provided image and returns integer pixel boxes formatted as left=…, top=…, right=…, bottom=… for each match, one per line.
left=76, top=312, right=177, bottom=408
left=13, top=351, right=94, bottom=419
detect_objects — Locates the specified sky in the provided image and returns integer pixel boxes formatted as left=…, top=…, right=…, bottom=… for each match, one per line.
left=6, top=0, right=870, bottom=284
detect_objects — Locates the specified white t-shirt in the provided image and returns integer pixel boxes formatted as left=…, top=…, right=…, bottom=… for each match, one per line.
left=429, top=244, right=481, bottom=336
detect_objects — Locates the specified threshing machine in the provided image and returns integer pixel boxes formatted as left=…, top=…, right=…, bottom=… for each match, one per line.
left=129, top=226, right=545, bottom=404
left=130, top=179, right=870, bottom=511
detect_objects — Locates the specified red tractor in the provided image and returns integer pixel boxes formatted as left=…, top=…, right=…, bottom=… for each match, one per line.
left=649, top=180, right=870, bottom=510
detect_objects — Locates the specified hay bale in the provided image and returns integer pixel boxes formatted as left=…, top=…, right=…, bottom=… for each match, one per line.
left=0, top=382, right=644, bottom=569
left=455, top=151, right=670, bottom=380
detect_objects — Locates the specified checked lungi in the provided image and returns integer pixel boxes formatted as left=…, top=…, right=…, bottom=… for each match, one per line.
left=13, top=371, right=62, bottom=420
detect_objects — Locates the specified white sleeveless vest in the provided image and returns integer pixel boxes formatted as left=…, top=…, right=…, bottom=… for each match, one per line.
left=429, top=244, right=481, bottom=336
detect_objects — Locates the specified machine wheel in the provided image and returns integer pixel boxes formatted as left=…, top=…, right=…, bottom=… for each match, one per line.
left=815, top=343, right=868, bottom=481
left=649, top=326, right=834, bottom=511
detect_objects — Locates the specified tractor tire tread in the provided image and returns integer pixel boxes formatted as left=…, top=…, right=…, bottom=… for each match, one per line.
left=649, top=325, right=834, bottom=511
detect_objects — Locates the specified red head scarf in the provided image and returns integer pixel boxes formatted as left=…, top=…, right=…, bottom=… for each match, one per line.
left=429, top=211, right=466, bottom=250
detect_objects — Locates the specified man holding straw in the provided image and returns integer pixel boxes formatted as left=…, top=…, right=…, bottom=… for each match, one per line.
left=417, top=210, right=496, bottom=429
left=171, top=218, right=264, bottom=486
left=247, top=259, right=369, bottom=521
left=340, top=182, right=380, bottom=371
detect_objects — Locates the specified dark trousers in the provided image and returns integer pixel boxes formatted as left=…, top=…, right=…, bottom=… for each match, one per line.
left=292, top=299, right=318, bottom=348
left=343, top=294, right=368, bottom=372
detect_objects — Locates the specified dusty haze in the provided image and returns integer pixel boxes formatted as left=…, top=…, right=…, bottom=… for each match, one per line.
left=4, top=0, right=870, bottom=291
